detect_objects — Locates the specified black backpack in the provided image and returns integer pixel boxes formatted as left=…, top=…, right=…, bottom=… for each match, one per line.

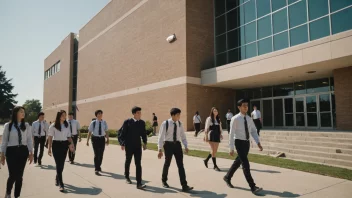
left=165, top=120, right=181, bottom=132
left=117, top=118, right=132, bottom=145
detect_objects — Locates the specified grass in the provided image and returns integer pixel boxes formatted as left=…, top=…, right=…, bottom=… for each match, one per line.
left=108, top=139, right=352, bottom=181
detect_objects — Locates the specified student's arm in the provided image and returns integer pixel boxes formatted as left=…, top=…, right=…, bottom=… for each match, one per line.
left=86, top=122, right=94, bottom=146
left=119, top=120, right=128, bottom=149
left=229, top=117, right=236, bottom=154
left=157, top=121, right=166, bottom=152
left=77, top=121, right=82, bottom=141
left=104, top=121, right=109, bottom=145
left=47, top=125, right=54, bottom=156
left=248, top=117, right=262, bottom=150
left=141, top=121, right=147, bottom=150
left=0, top=124, right=9, bottom=165
left=180, top=122, right=188, bottom=153
left=26, top=124, right=34, bottom=158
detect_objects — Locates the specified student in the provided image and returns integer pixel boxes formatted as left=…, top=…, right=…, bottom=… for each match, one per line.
left=1, top=106, right=34, bottom=198
left=251, top=105, right=262, bottom=136
left=193, top=111, right=202, bottom=137
left=86, top=110, right=109, bottom=175
left=32, top=112, right=49, bottom=165
left=152, top=113, right=158, bottom=136
left=224, top=99, right=263, bottom=194
left=157, top=108, right=193, bottom=192
left=203, top=107, right=223, bottom=171
left=225, top=109, right=233, bottom=133
left=47, top=110, right=74, bottom=192
left=67, top=112, right=81, bottom=164
left=119, top=106, right=147, bottom=189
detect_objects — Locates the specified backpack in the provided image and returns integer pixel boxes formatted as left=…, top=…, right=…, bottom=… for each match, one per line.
left=165, top=120, right=181, bottom=132
left=117, top=118, right=133, bottom=145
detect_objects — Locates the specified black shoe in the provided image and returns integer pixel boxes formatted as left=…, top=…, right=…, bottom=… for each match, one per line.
left=126, top=178, right=132, bottom=184
left=203, top=160, right=208, bottom=168
left=55, top=180, right=59, bottom=186
left=95, top=171, right=101, bottom=176
left=137, top=184, right=146, bottom=189
left=162, top=181, right=169, bottom=188
left=70, top=161, right=74, bottom=164
left=214, top=166, right=221, bottom=171
left=59, top=186, right=65, bottom=192
left=38, top=161, right=42, bottom=166
left=182, top=185, right=194, bottom=192
left=251, top=186, right=263, bottom=194
left=223, top=176, right=234, bottom=188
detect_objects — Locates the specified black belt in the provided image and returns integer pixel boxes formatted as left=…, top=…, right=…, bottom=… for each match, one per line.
left=53, top=140, right=68, bottom=142
left=92, top=136, right=105, bottom=138
left=164, top=141, right=180, bottom=144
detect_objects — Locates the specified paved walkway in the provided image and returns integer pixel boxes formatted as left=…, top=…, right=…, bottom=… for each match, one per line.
left=0, top=140, right=351, bottom=198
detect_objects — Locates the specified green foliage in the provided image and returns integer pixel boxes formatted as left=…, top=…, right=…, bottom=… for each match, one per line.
left=23, top=99, right=42, bottom=124
left=145, top=121, right=153, bottom=133
left=80, top=126, right=89, bottom=133
left=0, top=65, right=17, bottom=120
left=107, top=129, right=117, bottom=138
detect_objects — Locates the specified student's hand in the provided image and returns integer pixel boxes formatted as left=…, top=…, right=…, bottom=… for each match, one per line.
left=158, top=151, right=163, bottom=159
left=143, top=144, right=147, bottom=150
left=79, top=137, right=82, bottom=142
left=0, top=154, right=5, bottom=165
left=106, top=138, right=109, bottom=146
left=258, top=143, right=263, bottom=151
left=220, top=135, right=223, bottom=140
left=229, top=150, right=234, bottom=156
left=184, top=148, right=189, bottom=154
left=48, top=149, right=52, bottom=157
left=28, top=153, right=33, bottom=164
left=86, top=142, right=89, bottom=146
left=121, top=146, right=125, bottom=151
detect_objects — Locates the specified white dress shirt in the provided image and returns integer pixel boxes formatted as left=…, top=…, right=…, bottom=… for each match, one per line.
left=1, top=122, right=33, bottom=154
left=251, top=110, right=261, bottom=119
left=68, top=119, right=81, bottom=135
left=193, top=115, right=201, bottom=124
left=48, top=123, right=71, bottom=141
left=32, top=120, right=49, bottom=137
left=226, top=112, right=234, bottom=120
left=229, top=113, right=260, bottom=151
left=205, top=117, right=223, bottom=133
left=157, top=119, right=188, bottom=150
left=88, top=120, right=108, bottom=137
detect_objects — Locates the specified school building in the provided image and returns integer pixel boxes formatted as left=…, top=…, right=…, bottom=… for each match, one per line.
left=43, top=0, right=352, bottom=131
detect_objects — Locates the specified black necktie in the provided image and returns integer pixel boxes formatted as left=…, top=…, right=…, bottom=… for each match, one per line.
left=15, top=124, right=22, bottom=145
left=98, top=121, right=102, bottom=136
left=244, top=117, right=249, bottom=140
left=173, top=122, right=177, bottom=143
left=69, top=121, right=73, bottom=135
left=38, top=122, right=42, bottom=136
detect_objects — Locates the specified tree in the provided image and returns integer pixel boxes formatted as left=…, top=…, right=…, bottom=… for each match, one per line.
left=23, top=99, right=42, bottom=124
left=0, top=65, right=17, bottom=122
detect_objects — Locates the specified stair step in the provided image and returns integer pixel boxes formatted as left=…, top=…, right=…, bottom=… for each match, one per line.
left=260, top=131, right=352, bottom=139
left=284, top=153, right=352, bottom=169
left=261, top=135, right=352, bottom=144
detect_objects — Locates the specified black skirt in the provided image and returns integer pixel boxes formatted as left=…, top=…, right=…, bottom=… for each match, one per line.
left=153, top=122, right=158, bottom=127
left=208, top=125, right=221, bottom=142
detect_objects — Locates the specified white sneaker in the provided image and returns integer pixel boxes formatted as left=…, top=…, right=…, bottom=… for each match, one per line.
left=4, top=193, right=11, bottom=198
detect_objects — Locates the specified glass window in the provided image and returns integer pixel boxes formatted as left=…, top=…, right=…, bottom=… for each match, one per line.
left=227, top=9, right=240, bottom=31
left=216, top=52, right=227, bottom=66
left=216, top=15, right=226, bottom=35
left=245, top=43, right=257, bottom=58
left=239, top=4, right=246, bottom=26
left=296, top=113, right=305, bottom=126
left=262, top=86, right=273, bottom=98
left=216, top=34, right=227, bottom=53
left=245, top=21, right=256, bottom=44
left=258, top=37, right=272, bottom=55
left=273, top=9, right=288, bottom=34
left=228, top=48, right=240, bottom=63
left=215, top=0, right=226, bottom=17
left=57, top=62, right=60, bottom=71
left=240, top=26, right=246, bottom=46
left=73, top=62, right=78, bottom=77
left=330, top=77, right=334, bottom=91
left=252, top=88, right=261, bottom=99
left=332, top=93, right=336, bottom=128
left=257, top=0, right=271, bottom=18
left=330, top=0, right=352, bottom=12
left=289, top=0, right=307, bottom=28
left=240, top=45, right=246, bottom=60
left=295, top=81, right=306, bottom=95
left=308, top=0, right=328, bottom=21
left=306, top=78, right=330, bottom=93
left=272, top=0, right=287, bottom=12
left=226, top=0, right=239, bottom=11
left=288, top=0, right=299, bottom=5
left=296, top=97, right=304, bottom=112
left=331, top=7, right=352, bottom=34
left=274, top=31, right=289, bottom=51
left=290, top=24, right=308, bottom=46
left=228, top=29, right=240, bottom=49
left=320, top=113, right=332, bottom=127
left=320, top=94, right=331, bottom=112
left=285, top=114, right=294, bottom=126
left=309, top=17, right=330, bottom=41
left=244, top=0, right=256, bottom=23
left=285, top=98, right=294, bottom=113
left=257, top=15, right=272, bottom=39
left=273, top=83, right=294, bottom=96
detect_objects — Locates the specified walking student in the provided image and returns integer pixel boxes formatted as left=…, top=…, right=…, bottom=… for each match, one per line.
left=225, top=109, right=233, bottom=133
left=152, top=113, right=158, bottom=136
left=157, top=108, right=193, bottom=192
left=67, top=112, right=81, bottom=164
left=224, top=99, right=263, bottom=194
left=1, top=106, right=34, bottom=198
left=119, top=106, right=148, bottom=189
left=86, top=110, right=109, bottom=175
left=251, top=105, right=262, bottom=136
left=203, top=107, right=223, bottom=171
left=193, top=111, right=202, bottom=137
left=32, top=112, right=49, bottom=165
left=47, top=110, right=75, bottom=192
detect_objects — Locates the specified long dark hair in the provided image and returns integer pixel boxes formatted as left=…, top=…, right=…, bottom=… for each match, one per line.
left=209, top=107, right=220, bottom=124
left=9, top=106, right=26, bottom=131
left=54, top=110, right=68, bottom=131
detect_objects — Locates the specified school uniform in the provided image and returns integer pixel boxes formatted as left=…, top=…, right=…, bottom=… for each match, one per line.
left=193, top=115, right=201, bottom=136
left=119, top=118, right=147, bottom=186
left=152, top=115, right=158, bottom=135
left=67, top=119, right=81, bottom=163
left=251, top=110, right=262, bottom=136
left=226, top=112, right=234, bottom=133
left=225, top=113, right=260, bottom=191
left=48, top=123, right=71, bottom=188
left=32, top=120, right=49, bottom=164
left=204, top=117, right=223, bottom=142
left=1, top=122, right=33, bottom=198
left=88, top=119, right=108, bottom=172
left=157, top=119, right=189, bottom=189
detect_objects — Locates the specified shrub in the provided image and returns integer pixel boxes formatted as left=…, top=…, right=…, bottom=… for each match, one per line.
left=145, top=121, right=153, bottom=134
left=107, top=129, right=117, bottom=138
left=80, top=126, right=89, bottom=134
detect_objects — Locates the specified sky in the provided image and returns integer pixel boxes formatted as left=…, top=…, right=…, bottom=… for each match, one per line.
left=0, top=0, right=110, bottom=106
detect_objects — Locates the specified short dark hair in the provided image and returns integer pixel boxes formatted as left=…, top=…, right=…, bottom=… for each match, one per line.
left=152, top=113, right=155, bottom=115
left=37, top=112, right=45, bottom=118
left=237, top=99, right=249, bottom=107
left=170, top=108, right=181, bottom=116
left=253, top=105, right=257, bottom=108
left=68, top=112, right=74, bottom=116
left=132, top=106, right=142, bottom=114
left=92, top=118, right=96, bottom=121
left=95, top=110, right=103, bottom=117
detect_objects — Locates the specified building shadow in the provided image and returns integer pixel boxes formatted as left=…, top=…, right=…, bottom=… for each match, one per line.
left=40, top=165, right=56, bottom=170
left=233, top=186, right=300, bottom=197
left=72, top=162, right=95, bottom=169
left=63, top=184, right=102, bottom=195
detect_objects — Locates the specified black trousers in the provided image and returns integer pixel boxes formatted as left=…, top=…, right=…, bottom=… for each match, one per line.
left=6, top=145, right=29, bottom=197
left=52, top=141, right=69, bottom=187
left=162, top=142, right=187, bottom=187
left=69, top=135, right=78, bottom=162
left=92, top=136, right=105, bottom=171
left=124, top=146, right=142, bottom=184
left=225, top=139, right=256, bottom=188
left=34, top=136, right=46, bottom=163
left=253, top=119, right=262, bottom=136
left=226, top=120, right=231, bottom=133
left=194, top=123, right=201, bottom=136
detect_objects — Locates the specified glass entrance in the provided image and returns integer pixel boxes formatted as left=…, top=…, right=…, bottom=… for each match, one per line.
left=263, top=100, right=273, bottom=127
left=306, top=95, right=318, bottom=127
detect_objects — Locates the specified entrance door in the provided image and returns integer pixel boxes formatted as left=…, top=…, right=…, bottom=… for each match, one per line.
left=274, top=99, right=284, bottom=127
left=306, top=95, right=318, bottom=128
left=319, top=94, right=333, bottom=128
left=263, top=100, right=273, bottom=127
left=285, top=98, right=294, bottom=127
left=295, top=97, right=305, bottom=127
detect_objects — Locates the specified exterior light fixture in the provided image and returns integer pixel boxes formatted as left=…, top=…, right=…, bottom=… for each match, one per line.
left=306, top=71, right=316, bottom=74
left=166, top=34, right=177, bottom=43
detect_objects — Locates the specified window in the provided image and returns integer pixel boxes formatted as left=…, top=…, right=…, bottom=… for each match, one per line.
left=215, top=0, right=226, bottom=17
left=215, top=15, right=226, bottom=35
left=290, top=24, right=308, bottom=46
left=216, top=52, right=227, bottom=66
left=245, top=21, right=256, bottom=44
left=289, top=0, right=307, bottom=28
left=308, top=0, right=328, bottom=21
left=306, top=78, right=330, bottom=93
left=244, top=0, right=255, bottom=23
left=272, top=0, right=287, bottom=12
left=228, top=48, right=240, bottom=63
left=274, top=31, right=289, bottom=51
left=257, top=0, right=271, bottom=18
left=57, top=61, right=60, bottom=72
left=258, top=37, right=272, bottom=55
left=288, top=0, right=299, bottom=5
left=257, top=15, right=271, bottom=39
left=227, top=9, right=239, bottom=31
left=216, top=34, right=227, bottom=53
left=310, top=17, right=330, bottom=41
left=245, top=43, right=257, bottom=59
left=330, top=0, right=352, bottom=12
left=228, top=29, right=240, bottom=49
left=273, top=9, right=288, bottom=34
left=331, top=7, right=352, bottom=34
left=226, top=0, right=239, bottom=11
left=273, top=83, right=294, bottom=96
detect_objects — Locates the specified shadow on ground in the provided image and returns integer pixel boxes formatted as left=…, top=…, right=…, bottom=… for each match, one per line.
left=64, top=184, right=102, bottom=195
left=40, top=165, right=56, bottom=170
left=233, top=186, right=300, bottom=197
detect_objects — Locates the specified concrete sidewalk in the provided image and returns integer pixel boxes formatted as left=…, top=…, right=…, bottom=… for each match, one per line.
left=0, top=141, right=351, bottom=198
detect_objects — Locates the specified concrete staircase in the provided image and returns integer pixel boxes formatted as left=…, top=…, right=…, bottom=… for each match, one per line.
left=148, top=130, right=352, bottom=169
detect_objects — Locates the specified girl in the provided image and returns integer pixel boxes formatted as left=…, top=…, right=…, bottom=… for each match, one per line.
left=1, top=106, right=33, bottom=198
left=47, top=110, right=74, bottom=192
left=203, top=107, right=223, bottom=171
